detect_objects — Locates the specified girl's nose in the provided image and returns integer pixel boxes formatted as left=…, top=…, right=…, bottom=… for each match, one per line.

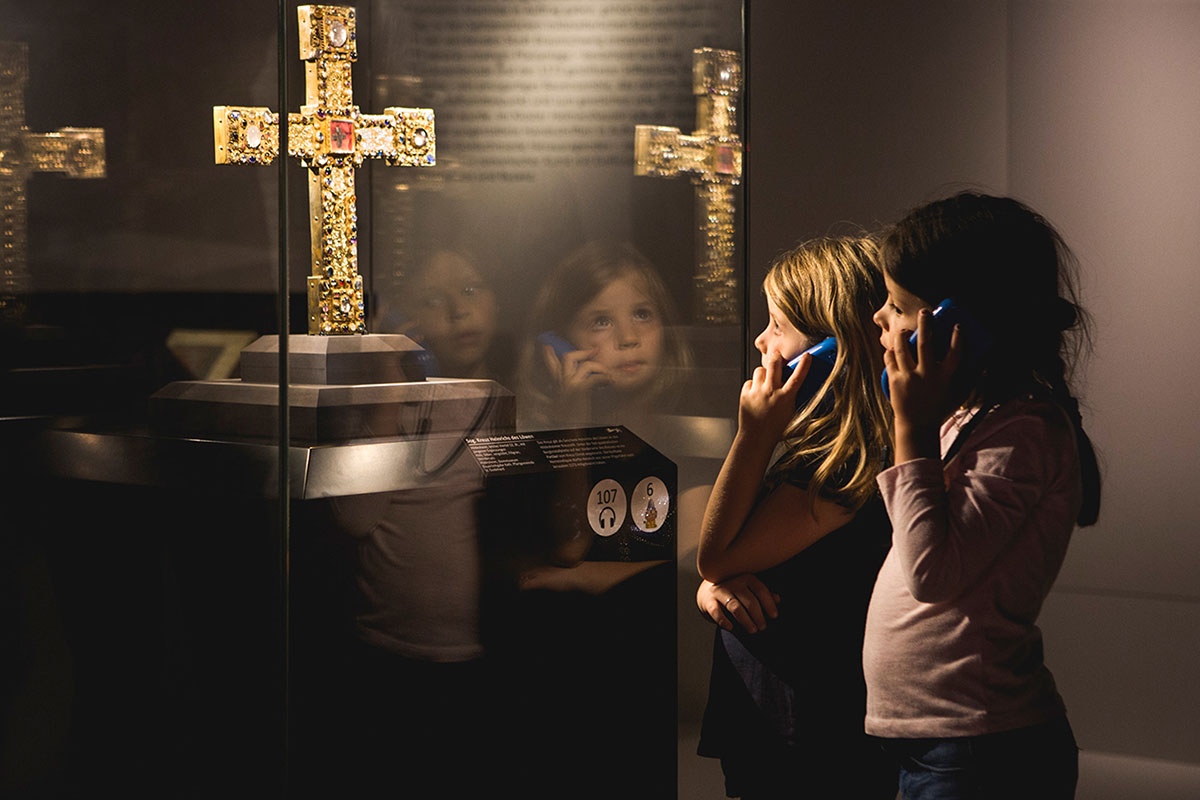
left=753, top=327, right=768, bottom=354
left=872, top=306, right=887, bottom=330
left=616, top=321, right=640, bottom=348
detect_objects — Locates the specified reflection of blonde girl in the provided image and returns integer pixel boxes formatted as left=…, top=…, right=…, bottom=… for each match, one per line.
left=517, top=241, right=691, bottom=430
left=695, top=236, right=897, bottom=799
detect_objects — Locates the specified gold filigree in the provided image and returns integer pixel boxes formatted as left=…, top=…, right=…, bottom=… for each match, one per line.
left=213, top=5, right=436, bottom=335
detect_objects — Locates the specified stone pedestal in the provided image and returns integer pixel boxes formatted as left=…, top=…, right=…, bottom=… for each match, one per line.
left=238, top=333, right=429, bottom=385
left=149, top=333, right=513, bottom=444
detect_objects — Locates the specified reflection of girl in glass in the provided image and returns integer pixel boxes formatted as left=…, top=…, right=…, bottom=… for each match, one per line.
left=517, top=240, right=691, bottom=430
left=398, top=248, right=513, bottom=385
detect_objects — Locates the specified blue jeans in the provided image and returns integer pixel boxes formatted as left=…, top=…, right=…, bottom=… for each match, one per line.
left=879, top=716, right=1078, bottom=800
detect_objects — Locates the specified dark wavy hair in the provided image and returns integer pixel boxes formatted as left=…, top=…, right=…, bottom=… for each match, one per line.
left=881, top=192, right=1101, bottom=525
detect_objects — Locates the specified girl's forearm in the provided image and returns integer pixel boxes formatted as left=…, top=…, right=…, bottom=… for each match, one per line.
left=696, top=431, right=777, bottom=579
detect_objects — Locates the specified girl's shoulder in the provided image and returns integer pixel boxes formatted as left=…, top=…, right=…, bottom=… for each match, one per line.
left=768, top=443, right=884, bottom=506
left=946, top=396, right=1076, bottom=469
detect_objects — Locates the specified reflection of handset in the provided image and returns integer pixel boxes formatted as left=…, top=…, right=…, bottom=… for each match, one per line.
left=783, top=336, right=837, bottom=408
left=881, top=298, right=994, bottom=399
left=538, top=331, right=576, bottom=359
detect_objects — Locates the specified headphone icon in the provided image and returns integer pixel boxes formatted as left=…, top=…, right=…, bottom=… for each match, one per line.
left=598, top=506, right=617, bottom=529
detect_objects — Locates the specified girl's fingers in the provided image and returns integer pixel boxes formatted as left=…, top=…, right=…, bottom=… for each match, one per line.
left=782, top=353, right=809, bottom=396
left=705, top=600, right=732, bottom=631
left=723, top=593, right=762, bottom=633
left=888, top=328, right=914, bottom=374
left=915, top=309, right=933, bottom=372
left=942, top=323, right=964, bottom=376
left=542, top=344, right=563, bottom=380
left=764, top=352, right=785, bottom=388
left=747, top=580, right=780, bottom=620
left=561, top=351, right=607, bottom=382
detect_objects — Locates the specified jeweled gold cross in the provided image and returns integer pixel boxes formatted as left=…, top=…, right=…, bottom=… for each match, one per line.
left=213, top=5, right=435, bottom=335
left=1, top=41, right=105, bottom=323
left=635, top=48, right=741, bottom=325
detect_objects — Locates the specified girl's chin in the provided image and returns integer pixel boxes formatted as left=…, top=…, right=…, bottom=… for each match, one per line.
left=606, top=374, right=652, bottom=392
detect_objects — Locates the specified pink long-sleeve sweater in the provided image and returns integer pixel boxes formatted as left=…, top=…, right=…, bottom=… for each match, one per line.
left=863, top=397, right=1082, bottom=738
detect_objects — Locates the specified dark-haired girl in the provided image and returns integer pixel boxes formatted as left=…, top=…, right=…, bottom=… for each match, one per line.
left=866, top=192, right=1102, bottom=799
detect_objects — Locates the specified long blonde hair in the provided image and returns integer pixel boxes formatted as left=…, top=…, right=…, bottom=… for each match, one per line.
left=763, top=236, right=892, bottom=511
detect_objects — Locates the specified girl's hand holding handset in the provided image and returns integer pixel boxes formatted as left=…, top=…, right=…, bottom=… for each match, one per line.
left=541, top=342, right=610, bottom=390
left=738, top=352, right=809, bottom=444
left=883, top=309, right=965, bottom=427
left=883, top=308, right=965, bottom=462
left=540, top=337, right=610, bottom=419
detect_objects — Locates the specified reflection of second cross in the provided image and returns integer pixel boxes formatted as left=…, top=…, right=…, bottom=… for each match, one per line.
left=516, top=239, right=692, bottom=432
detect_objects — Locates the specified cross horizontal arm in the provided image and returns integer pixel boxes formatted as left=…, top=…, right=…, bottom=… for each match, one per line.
left=634, top=124, right=741, bottom=183
left=213, top=106, right=280, bottom=165
left=358, top=108, right=436, bottom=167
left=215, top=105, right=434, bottom=170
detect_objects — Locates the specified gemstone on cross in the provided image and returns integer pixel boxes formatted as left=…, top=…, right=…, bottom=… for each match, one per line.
left=0, top=40, right=106, bottom=324
left=635, top=47, right=741, bottom=325
left=213, top=5, right=436, bottom=335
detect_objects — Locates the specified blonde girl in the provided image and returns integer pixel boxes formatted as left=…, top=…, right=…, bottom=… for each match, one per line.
left=696, top=236, right=897, bottom=799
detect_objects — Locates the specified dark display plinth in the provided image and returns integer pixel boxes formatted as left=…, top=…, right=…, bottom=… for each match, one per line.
left=469, top=426, right=678, bottom=799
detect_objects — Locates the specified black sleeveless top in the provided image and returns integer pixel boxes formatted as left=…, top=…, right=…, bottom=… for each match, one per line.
left=698, top=462, right=893, bottom=754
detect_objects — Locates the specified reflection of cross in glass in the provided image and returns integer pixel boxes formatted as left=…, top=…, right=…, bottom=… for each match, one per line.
left=635, top=48, right=741, bottom=325
left=213, top=5, right=436, bottom=335
left=0, top=41, right=105, bottom=324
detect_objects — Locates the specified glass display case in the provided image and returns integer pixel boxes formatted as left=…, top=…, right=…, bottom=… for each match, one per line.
left=1, top=1, right=744, bottom=796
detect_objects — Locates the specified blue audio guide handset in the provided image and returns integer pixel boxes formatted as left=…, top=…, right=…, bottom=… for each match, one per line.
left=782, top=336, right=838, bottom=407
left=881, top=298, right=994, bottom=399
left=538, top=331, right=576, bottom=359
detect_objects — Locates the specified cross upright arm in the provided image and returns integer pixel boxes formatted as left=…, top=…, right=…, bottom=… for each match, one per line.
left=634, top=47, right=741, bottom=325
